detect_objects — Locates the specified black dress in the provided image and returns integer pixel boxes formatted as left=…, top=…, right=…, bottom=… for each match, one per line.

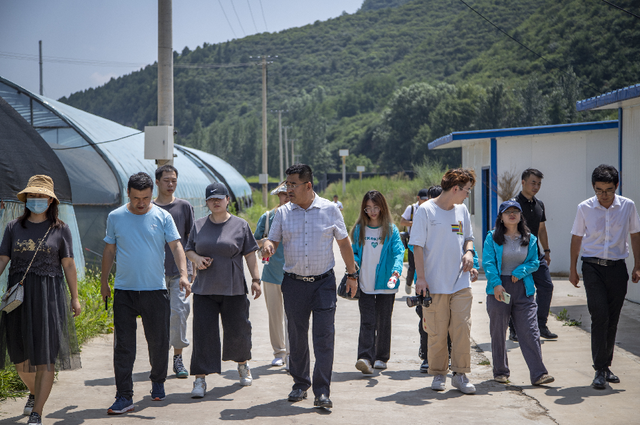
left=0, top=219, right=81, bottom=372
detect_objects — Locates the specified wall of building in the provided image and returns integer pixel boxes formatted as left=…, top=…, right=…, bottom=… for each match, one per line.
left=621, top=104, right=640, bottom=302
left=462, top=140, right=490, bottom=259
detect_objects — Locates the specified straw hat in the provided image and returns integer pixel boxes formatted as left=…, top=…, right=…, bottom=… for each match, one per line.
left=17, top=175, right=59, bottom=204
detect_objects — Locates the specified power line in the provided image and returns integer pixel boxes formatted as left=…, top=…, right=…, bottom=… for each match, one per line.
left=247, top=0, right=259, bottom=33
left=600, top=0, right=640, bottom=19
left=51, top=131, right=143, bottom=150
left=258, top=0, right=268, bottom=31
left=456, top=0, right=600, bottom=92
left=0, top=51, right=147, bottom=68
left=217, top=0, right=237, bottom=38
left=229, top=0, right=247, bottom=36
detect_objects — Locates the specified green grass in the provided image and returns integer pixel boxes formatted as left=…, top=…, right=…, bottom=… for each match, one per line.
left=555, top=308, right=582, bottom=327
left=0, top=273, right=114, bottom=400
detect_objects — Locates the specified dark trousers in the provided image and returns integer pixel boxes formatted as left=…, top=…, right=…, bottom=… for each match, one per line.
left=357, top=292, right=395, bottom=363
left=487, top=276, right=547, bottom=383
left=113, top=289, right=170, bottom=398
left=406, top=250, right=415, bottom=286
left=417, top=305, right=451, bottom=360
left=510, top=256, right=554, bottom=333
left=282, top=273, right=336, bottom=397
left=582, top=261, right=628, bottom=370
left=190, top=294, right=252, bottom=375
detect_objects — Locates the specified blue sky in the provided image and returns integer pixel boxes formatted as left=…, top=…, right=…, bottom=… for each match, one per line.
left=0, top=0, right=364, bottom=100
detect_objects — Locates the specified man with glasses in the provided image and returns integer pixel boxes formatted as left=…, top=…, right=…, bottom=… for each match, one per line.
left=410, top=168, right=478, bottom=395
left=570, top=164, right=640, bottom=390
left=509, top=168, right=557, bottom=341
left=262, top=164, right=358, bottom=409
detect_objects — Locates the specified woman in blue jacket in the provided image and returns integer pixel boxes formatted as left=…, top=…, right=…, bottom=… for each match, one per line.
left=351, top=190, right=405, bottom=374
left=482, top=200, right=554, bottom=386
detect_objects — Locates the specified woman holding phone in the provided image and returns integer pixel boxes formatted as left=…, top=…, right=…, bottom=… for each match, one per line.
left=482, top=200, right=553, bottom=386
left=351, top=190, right=404, bottom=374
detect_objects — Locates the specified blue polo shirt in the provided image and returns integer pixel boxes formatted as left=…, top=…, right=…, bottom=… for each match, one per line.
left=104, top=204, right=180, bottom=290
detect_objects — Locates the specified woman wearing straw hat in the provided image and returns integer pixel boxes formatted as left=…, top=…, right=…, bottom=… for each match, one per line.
left=254, top=181, right=290, bottom=368
left=0, top=175, right=81, bottom=425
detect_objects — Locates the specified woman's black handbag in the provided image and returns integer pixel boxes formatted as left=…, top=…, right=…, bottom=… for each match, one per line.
left=337, top=274, right=361, bottom=300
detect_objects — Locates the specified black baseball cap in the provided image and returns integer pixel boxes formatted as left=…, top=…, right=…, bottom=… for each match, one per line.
left=418, top=189, right=429, bottom=200
left=205, top=182, right=229, bottom=200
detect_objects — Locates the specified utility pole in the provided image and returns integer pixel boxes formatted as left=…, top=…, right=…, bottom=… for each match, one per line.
left=38, top=41, right=43, bottom=96
left=157, top=0, right=174, bottom=167
left=261, top=56, right=268, bottom=206
left=283, top=126, right=291, bottom=169
left=270, top=110, right=287, bottom=181
left=339, top=150, right=349, bottom=194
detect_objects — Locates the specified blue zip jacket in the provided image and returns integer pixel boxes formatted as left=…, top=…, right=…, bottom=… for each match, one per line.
left=352, top=223, right=405, bottom=291
left=482, top=230, right=540, bottom=297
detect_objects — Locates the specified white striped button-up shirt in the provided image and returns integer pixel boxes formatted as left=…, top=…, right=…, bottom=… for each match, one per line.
left=268, top=194, right=348, bottom=276
left=571, top=195, right=640, bottom=260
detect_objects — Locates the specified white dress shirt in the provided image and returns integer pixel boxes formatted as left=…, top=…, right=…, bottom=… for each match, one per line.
left=571, top=195, right=640, bottom=260
left=268, top=193, right=348, bottom=276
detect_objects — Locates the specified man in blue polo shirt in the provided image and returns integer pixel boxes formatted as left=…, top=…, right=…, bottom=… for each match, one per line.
left=100, top=172, right=191, bottom=414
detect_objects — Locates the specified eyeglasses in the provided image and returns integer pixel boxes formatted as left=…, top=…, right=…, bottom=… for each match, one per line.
left=594, top=188, right=616, bottom=196
left=458, top=186, right=471, bottom=194
left=503, top=210, right=521, bottom=216
left=285, top=181, right=309, bottom=189
left=364, top=206, right=380, bottom=214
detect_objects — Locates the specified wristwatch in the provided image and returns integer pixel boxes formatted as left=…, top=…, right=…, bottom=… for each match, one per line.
left=251, top=278, right=261, bottom=284
left=464, top=248, right=476, bottom=256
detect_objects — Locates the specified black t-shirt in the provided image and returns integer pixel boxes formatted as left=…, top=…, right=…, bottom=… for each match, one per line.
left=153, top=198, right=195, bottom=276
left=0, top=219, right=73, bottom=278
left=185, top=215, right=258, bottom=296
left=514, top=192, right=546, bottom=238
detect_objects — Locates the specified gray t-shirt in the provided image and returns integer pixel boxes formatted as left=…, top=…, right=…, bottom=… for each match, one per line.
left=153, top=198, right=194, bottom=276
left=501, top=235, right=528, bottom=276
left=185, top=215, right=258, bottom=296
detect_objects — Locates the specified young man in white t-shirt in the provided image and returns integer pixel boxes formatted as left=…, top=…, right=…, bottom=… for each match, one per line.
left=409, top=168, right=478, bottom=395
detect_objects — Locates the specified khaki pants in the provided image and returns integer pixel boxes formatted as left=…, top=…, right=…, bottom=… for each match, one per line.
left=422, top=287, right=472, bottom=375
left=264, top=281, right=288, bottom=359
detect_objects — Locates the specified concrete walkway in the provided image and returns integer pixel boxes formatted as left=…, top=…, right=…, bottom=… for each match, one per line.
left=1, top=241, right=639, bottom=424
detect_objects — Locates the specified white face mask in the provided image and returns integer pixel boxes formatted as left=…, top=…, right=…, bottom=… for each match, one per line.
left=26, top=198, right=49, bottom=214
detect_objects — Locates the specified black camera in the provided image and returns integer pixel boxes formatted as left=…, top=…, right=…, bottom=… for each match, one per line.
left=406, top=290, right=432, bottom=308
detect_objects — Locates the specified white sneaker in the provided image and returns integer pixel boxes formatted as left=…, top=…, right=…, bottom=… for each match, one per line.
left=191, top=377, right=206, bottom=398
left=355, top=358, right=374, bottom=374
left=271, top=357, right=284, bottom=367
left=431, top=374, right=446, bottom=391
left=452, top=373, right=476, bottom=394
left=238, top=362, right=253, bottom=386
left=373, top=360, right=387, bottom=370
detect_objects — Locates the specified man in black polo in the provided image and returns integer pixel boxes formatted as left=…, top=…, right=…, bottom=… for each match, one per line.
left=509, top=168, right=557, bottom=341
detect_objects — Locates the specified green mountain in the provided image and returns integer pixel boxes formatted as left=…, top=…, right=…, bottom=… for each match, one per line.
left=60, top=0, right=638, bottom=175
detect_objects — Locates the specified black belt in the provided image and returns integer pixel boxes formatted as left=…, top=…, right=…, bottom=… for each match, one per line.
left=582, top=257, right=625, bottom=267
left=284, top=269, right=334, bottom=282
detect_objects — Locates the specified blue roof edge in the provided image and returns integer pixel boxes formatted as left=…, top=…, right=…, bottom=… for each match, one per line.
left=428, top=120, right=618, bottom=150
left=576, top=84, right=640, bottom=111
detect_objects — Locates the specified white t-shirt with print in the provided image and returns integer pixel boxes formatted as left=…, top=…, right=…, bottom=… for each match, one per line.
left=408, top=200, right=474, bottom=294
left=359, top=226, right=394, bottom=294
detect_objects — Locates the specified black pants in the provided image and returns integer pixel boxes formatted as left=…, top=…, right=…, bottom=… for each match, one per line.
left=190, top=294, right=252, bottom=375
left=406, top=250, right=415, bottom=286
left=282, top=273, right=336, bottom=397
left=113, top=289, right=170, bottom=398
left=582, top=261, right=628, bottom=370
left=357, top=292, right=395, bottom=363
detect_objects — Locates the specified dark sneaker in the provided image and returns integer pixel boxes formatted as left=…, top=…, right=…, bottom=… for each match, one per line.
left=539, top=326, right=558, bottom=339
left=107, top=395, right=134, bottom=415
left=151, top=382, right=165, bottom=401
left=420, top=359, right=429, bottom=373
left=23, top=394, right=35, bottom=416
left=27, top=412, right=42, bottom=425
left=173, top=354, right=189, bottom=379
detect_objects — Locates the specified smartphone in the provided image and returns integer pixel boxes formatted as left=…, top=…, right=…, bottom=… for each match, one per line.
left=502, top=292, right=511, bottom=304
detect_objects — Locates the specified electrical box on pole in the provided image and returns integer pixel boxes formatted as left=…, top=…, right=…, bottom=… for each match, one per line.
left=144, top=125, right=174, bottom=160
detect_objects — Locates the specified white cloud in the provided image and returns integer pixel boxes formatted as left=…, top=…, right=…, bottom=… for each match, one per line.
left=90, top=71, right=117, bottom=87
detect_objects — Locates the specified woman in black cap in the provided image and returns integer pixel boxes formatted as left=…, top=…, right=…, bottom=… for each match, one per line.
left=185, top=182, right=261, bottom=398
left=0, top=175, right=81, bottom=425
left=482, top=200, right=553, bottom=386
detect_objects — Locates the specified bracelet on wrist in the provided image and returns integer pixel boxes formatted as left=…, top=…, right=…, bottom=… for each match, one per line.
left=251, top=278, right=261, bottom=283
left=544, top=249, right=551, bottom=253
